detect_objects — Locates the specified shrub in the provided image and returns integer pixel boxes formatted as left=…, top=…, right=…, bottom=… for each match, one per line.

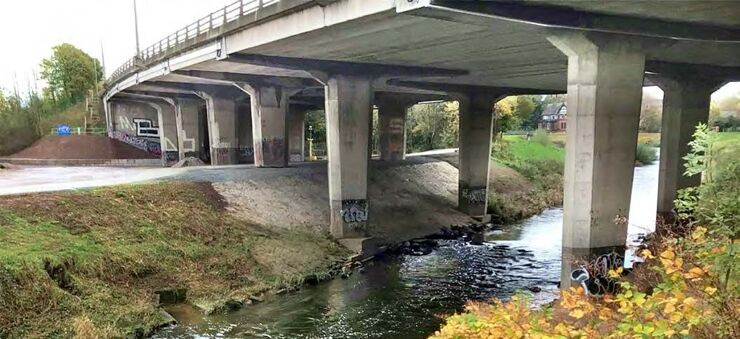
left=531, top=129, right=552, bottom=147
left=434, top=124, right=739, bottom=339
left=636, top=143, right=658, bottom=165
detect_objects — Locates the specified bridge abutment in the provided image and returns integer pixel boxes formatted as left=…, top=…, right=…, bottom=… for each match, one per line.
left=549, top=32, right=646, bottom=288
left=325, top=74, right=373, bottom=239
left=236, top=101, right=255, bottom=164
left=149, top=101, right=180, bottom=165
left=199, top=92, right=239, bottom=166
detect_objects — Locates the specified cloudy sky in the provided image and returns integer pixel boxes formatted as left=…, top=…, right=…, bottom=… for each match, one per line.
left=0, top=0, right=737, bottom=99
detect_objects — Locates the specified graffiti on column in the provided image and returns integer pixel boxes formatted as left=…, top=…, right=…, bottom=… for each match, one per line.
left=133, top=118, right=160, bottom=137
left=341, top=199, right=368, bottom=224
left=261, top=137, right=286, bottom=165
left=462, top=187, right=487, bottom=205
left=109, top=130, right=161, bottom=156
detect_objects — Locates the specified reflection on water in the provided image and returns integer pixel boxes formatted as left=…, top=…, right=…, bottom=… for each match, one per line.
left=156, top=162, right=659, bottom=339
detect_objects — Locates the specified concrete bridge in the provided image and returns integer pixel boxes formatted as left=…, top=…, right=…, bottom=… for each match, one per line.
left=103, top=0, right=740, bottom=286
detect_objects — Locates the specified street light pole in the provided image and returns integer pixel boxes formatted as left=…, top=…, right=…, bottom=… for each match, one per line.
left=133, top=0, right=141, bottom=57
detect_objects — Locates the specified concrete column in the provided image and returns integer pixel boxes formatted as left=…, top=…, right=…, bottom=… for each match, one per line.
left=237, top=102, right=254, bottom=164
left=656, top=77, right=724, bottom=216
left=376, top=95, right=411, bottom=161
left=175, top=99, right=202, bottom=160
left=548, top=32, right=646, bottom=287
left=288, top=105, right=308, bottom=162
left=147, top=102, right=179, bottom=165
left=456, top=93, right=498, bottom=218
left=245, top=85, right=290, bottom=167
left=325, top=75, right=373, bottom=239
left=199, top=92, right=239, bottom=165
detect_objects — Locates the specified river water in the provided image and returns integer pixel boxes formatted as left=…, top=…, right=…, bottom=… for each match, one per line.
left=155, top=161, right=659, bottom=339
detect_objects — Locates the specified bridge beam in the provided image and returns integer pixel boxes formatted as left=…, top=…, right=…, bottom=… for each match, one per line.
left=652, top=74, right=727, bottom=219
left=548, top=32, right=647, bottom=288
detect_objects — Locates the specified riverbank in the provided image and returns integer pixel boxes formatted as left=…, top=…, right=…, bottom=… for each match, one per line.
left=0, top=182, right=350, bottom=338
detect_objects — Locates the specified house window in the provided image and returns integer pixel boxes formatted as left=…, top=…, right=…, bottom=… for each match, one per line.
left=561, top=122, right=566, bottom=129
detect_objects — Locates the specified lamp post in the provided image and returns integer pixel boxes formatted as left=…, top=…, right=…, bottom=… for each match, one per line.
left=133, top=0, right=141, bottom=57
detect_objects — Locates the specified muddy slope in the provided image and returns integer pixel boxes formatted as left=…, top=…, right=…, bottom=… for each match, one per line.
left=10, top=135, right=156, bottom=159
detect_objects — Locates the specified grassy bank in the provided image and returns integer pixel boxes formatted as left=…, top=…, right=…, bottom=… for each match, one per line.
left=487, top=134, right=565, bottom=223
left=0, top=182, right=348, bottom=338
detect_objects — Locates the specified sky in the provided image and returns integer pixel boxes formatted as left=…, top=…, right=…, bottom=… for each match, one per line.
left=0, top=0, right=737, bottom=100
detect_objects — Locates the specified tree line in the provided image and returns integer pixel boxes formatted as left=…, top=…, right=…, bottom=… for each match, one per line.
left=0, top=44, right=102, bottom=155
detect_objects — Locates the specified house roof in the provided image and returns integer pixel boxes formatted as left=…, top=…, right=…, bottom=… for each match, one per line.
left=542, top=103, right=566, bottom=116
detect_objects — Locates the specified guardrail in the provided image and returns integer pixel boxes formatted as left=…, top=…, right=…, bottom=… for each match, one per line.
left=109, top=0, right=280, bottom=84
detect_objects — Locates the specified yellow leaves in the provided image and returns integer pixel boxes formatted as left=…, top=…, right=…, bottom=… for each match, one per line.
left=641, top=249, right=655, bottom=259
left=683, top=267, right=705, bottom=280
left=608, top=267, right=623, bottom=278
left=569, top=308, right=586, bottom=319
left=660, top=249, right=676, bottom=260
left=704, top=286, right=717, bottom=295
left=682, top=297, right=697, bottom=307
left=691, top=226, right=707, bottom=241
left=663, top=302, right=677, bottom=314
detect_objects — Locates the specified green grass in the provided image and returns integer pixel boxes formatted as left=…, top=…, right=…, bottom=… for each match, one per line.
left=0, top=183, right=348, bottom=338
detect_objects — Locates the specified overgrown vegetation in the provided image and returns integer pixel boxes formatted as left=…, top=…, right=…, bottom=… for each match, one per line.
left=0, top=182, right=348, bottom=338
left=433, top=126, right=739, bottom=338
left=0, top=43, right=102, bottom=155
left=487, top=133, right=565, bottom=223
left=636, top=143, right=658, bottom=165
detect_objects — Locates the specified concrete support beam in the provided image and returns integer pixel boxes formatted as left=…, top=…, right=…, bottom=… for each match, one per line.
left=548, top=32, right=646, bottom=287
left=376, top=94, right=414, bottom=162
left=197, top=92, right=239, bottom=165
left=455, top=93, right=501, bottom=218
left=288, top=105, right=308, bottom=162
left=655, top=76, right=725, bottom=216
left=176, top=99, right=203, bottom=160
left=325, top=74, right=373, bottom=239
left=240, top=85, right=291, bottom=168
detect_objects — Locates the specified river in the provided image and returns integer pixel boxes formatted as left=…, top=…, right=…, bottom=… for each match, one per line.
left=155, top=161, right=659, bottom=339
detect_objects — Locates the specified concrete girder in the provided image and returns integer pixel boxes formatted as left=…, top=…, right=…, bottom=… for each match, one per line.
left=410, top=0, right=740, bottom=42
left=174, top=69, right=323, bottom=89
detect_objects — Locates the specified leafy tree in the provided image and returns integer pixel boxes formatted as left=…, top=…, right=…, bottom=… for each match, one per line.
left=406, top=101, right=458, bottom=152
left=639, top=108, right=662, bottom=132
left=494, top=96, right=521, bottom=133
left=40, top=43, right=102, bottom=104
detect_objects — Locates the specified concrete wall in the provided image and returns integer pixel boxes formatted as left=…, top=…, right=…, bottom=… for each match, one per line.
left=109, top=101, right=163, bottom=157
left=237, top=101, right=255, bottom=164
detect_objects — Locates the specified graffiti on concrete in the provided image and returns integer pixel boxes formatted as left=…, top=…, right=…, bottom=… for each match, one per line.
left=462, top=187, right=487, bottom=205
left=261, top=137, right=286, bottom=165
left=109, top=130, right=161, bottom=156
left=571, top=252, right=625, bottom=297
left=133, top=118, right=160, bottom=138
left=341, top=199, right=368, bottom=224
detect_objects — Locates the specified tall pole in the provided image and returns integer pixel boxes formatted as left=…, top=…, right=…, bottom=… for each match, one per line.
left=133, top=0, right=141, bottom=57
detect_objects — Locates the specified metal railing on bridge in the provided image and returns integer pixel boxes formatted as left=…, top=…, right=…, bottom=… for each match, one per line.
left=109, top=0, right=280, bottom=84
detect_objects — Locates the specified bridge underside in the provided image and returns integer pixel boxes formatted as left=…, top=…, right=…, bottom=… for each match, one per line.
left=104, top=0, right=740, bottom=288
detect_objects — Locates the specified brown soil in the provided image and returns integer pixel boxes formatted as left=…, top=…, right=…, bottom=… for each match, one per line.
left=10, top=135, right=157, bottom=160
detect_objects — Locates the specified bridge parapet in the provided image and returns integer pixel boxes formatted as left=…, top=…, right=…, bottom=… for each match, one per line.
left=109, top=0, right=313, bottom=86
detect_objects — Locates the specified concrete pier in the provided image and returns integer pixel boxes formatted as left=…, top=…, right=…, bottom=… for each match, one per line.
left=245, top=85, right=290, bottom=168
left=549, top=33, right=646, bottom=287
left=325, top=75, right=373, bottom=239
left=237, top=101, right=255, bottom=164
left=198, top=92, right=239, bottom=165
left=176, top=99, right=203, bottom=160
left=456, top=93, right=498, bottom=218
left=655, top=76, right=725, bottom=216
left=376, top=94, right=412, bottom=162
left=150, top=101, right=180, bottom=165
left=289, top=105, right=308, bottom=163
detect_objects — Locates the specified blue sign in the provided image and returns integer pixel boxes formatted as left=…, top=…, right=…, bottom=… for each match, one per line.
left=57, top=124, right=72, bottom=136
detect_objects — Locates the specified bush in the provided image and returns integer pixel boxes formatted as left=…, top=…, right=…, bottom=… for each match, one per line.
left=636, top=143, right=658, bottom=165
left=434, top=125, right=739, bottom=339
left=531, top=129, right=551, bottom=147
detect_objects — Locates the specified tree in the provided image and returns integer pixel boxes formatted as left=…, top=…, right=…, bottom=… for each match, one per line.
left=494, top=96, right=521, bottom=133
left=406, top=101, right=458, bottom=152
left=40, top=43, right=102, bottom=104
left=639, top=108, right=661, bottom=132
left=514, top=96, right=536, bottom=129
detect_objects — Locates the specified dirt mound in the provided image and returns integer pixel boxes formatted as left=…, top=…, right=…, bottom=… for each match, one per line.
left=10, top=135, right=157, bottom=160
left=211, top=157, right=476, bottom=243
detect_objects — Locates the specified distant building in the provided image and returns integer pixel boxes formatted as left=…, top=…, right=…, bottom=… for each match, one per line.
left=539, top=103, right=567, bottom=132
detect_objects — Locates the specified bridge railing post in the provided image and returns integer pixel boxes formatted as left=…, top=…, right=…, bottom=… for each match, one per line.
left=239, top=0, right=244, bottom=16
left=209, top=13, right=213, bottom=30
left=223, top=7, right=228, bottom=27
